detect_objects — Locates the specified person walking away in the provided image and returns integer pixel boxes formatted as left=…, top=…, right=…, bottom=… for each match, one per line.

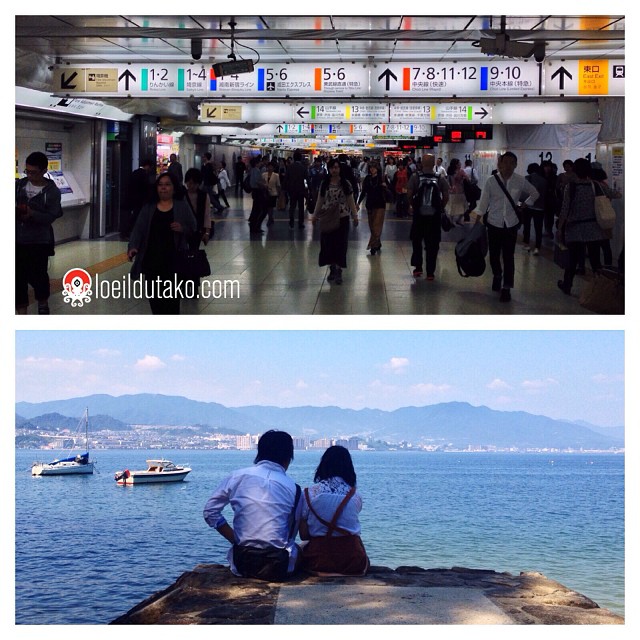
left=15, top=151, right=63, bottom=314
left=556, top=158, right=614, bottom=295
left=472, top=152, right=539, bottom=302
left=127, top=172, right=196, bottom=314
left=217, top=162, right=231, bottom=208
left=446, top=158, right=469, bottom=225
left=357, top=161, right=390, bottom=255
left=167, top=153, right=183, bottom=185
left=247, top=156, right=268, bottom=235
left=201, top=153, right=224, bottom=214
left=299, top=446, right=369, bottom=576
left=203, top=431, right=302, bottom=581
left=392, top=159, right=411, bottom=218
left=541, top=160, right=558, bottom=238
left=122, top=158, right=155, bottom=239
left=234, top=157, right=246, bottom=197
left=286, top=150, right=308, bottom=229
left=312, top=158, right=359, bottom=285
left=407, top=154, right=449, bottom=280
left=265, top=162, right=281, bottom=226
left=522, top=163, right=547, bottom=255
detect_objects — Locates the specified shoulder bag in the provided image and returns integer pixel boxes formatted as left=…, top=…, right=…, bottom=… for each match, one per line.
left=301, top=487, right=369, bottom=575
left=592, top=181, right=616, bottom=230
left=316, top=199, right=341, bottom=234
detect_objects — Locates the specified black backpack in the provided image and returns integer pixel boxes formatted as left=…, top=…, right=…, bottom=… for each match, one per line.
left=242, top=173, right=252, bottom=194
left=413, top=174, right=442, bottom=216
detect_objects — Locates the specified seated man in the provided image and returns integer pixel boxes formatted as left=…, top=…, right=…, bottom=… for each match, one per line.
left=203, top=430, right=301, bottom=581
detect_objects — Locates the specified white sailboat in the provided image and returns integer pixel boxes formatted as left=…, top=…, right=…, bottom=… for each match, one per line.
left=31, top=408, right=95, bottom=476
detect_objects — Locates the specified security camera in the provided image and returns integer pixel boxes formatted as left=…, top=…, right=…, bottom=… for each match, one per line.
left=533, top=42, right=546, bottom=63
left=191, top=39, right=203, bottom=61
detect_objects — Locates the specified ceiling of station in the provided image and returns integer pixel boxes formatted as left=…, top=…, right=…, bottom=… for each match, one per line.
left=16, top=15, right=625, bottom=72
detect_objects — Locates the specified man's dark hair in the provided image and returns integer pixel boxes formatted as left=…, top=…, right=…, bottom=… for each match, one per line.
left=25, top=151, right=49, bottom=172
left=204, top=152, right=212, bottom=161
left=254, top=430, right=294, bottom=467
left=502, top=151, right=518, bottom=163
left=293, top=150, right=302, bottom=162
left=573, top=157, right=592, bottom=179
left=184, top=167, right=202, bottom=184
left=314, top=445, right=357, bottom=487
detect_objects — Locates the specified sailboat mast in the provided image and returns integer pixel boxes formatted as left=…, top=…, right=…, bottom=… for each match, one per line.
left=85, top=407, right=89, bottom=453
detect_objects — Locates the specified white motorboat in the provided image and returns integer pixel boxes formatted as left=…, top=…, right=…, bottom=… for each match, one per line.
left=31, top=408, right=95, bottom=476
left=114, top=459, right=191, bottom=485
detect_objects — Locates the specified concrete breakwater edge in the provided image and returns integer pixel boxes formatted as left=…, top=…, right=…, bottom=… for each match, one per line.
left=111, top=564, right=624, bottom=625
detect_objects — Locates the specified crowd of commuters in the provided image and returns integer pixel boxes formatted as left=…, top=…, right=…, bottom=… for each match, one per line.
left=16, top=148, right=622, bottom=313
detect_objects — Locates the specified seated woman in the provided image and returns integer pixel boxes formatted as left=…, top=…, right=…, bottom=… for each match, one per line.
left=299, top=446, right=369, bottom=576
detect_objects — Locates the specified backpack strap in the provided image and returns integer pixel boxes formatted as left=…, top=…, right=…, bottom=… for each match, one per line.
left=493, top=174, right=520, bottom=214
left=304, top=487, right=355, bottom=538
left=288, top=484, right=301, bottom=539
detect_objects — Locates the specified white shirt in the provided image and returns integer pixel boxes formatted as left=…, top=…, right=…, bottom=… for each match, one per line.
left=302, top=477, right=363, bottom=537
left=475, top=171, right=539, bottom=228
left=203, top=460, right=301, bottom=574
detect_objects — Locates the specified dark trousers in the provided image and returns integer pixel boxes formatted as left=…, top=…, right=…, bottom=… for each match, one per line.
left=522, top=208, right=545, bottom=249
left=562, top=241, right=602, bottom=292
left=16, top=243, right=51, bottom=307
left=410, top=214, right=441, bottom=276
left=145, top=274, right=181, bottom=314
left=248, top=189, right=267, bottom=232
left=289, top=191, right=306, bottom=226
left=487, top=223, right=519, bottom=289
left=218, top=188, right=230, bottom=207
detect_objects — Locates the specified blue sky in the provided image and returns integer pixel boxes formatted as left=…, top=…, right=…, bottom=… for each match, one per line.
left=14, top=330, right=623, bottom=427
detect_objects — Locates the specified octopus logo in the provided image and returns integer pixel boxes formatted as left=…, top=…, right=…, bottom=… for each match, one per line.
left=62, top=268, right=93, bottom=307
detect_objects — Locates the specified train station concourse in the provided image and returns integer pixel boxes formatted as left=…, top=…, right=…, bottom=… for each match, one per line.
left=14, top=13, right=625, bottom=315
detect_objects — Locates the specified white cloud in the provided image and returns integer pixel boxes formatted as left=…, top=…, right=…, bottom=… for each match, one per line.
left=521, top=377, right=558, bottom=390
left=170, top=354, right=187, bottom=361
left=19, top=356, right=86, bottom=372
left=383, top=357, right=410, bottom=373
left=296, top=379, right=309, bottom=389
left=92, top=348, right=121, bottom=357
left=487, top=378, right=511, bottom=390
left=591, top=373, right=624, bottom=384
left=134, top=355, right=166, bottom=371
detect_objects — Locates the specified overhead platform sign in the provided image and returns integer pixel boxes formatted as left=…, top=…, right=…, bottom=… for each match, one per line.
left=543, top=59, right=625, bottom=96
left=371, top=61, right=539, bottom=97
left=54, top=60, right=624, bottom=99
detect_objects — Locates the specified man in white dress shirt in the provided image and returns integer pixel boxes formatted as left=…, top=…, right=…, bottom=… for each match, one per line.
left=473, top=152, right=539, bottom=302
left=203, top=430, right=302, bottom=581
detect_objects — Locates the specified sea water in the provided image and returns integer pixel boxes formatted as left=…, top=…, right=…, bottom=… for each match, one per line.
left=14, top=449, right=624, bottom=624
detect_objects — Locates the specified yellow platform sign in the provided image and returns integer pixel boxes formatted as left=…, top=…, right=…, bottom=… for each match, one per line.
left=86, top=68, right=118, bottom=92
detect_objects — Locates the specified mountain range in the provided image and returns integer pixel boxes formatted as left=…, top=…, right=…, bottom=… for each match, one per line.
left=15, top=393, right=624, bottom=450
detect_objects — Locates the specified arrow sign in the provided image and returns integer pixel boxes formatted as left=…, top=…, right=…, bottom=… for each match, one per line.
left=61, top=72, right=79, bottom=90
left=551, top=66, right=573, bottom=91
left=276, top=124, right=284, bottom=132
left=118, top=69, right=136, bottom=91
left=374, top=124, right=381, bottom=132
left=475, top=107, right=489, bottom=119
left=296, top=107, right=309, bottom=119
left=206, top=107, right=217, bottom=118
left=378, top=69, right=398, bottom=91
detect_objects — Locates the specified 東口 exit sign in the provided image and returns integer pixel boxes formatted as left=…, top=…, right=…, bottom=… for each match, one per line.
left=578, top=60, right=609, bottom=95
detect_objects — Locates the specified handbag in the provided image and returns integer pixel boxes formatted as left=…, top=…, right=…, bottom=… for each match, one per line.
left=440, top=212, right=454, bottom=232
left=301, top=487, right=369, bottom=576
left=175, top=249, right=211, bottom=280
left=579, top=267, right=624, bottom=314
left=316, top=200, right=341, bottom=233
left=592, top=182, right=616, bottom=230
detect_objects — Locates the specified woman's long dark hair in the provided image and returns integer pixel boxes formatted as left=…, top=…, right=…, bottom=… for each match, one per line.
left=447, top=158, right=461, bottom=176
left=320, top=158, right=352, bottom=197
left=314, top=445, right=357, bottom=487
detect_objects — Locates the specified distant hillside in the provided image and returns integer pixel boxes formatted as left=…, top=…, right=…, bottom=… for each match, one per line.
left=15, top=412, right=129, bottom=432
left=15, top=394, right=624, bottom=450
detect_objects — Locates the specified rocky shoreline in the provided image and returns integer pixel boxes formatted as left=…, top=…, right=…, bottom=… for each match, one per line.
left=111, top=563, right=624, bottom=625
